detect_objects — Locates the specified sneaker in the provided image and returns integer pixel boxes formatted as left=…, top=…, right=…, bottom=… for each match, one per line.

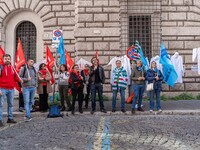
left=101, top=109, right=107, bottom=113
left=121, top=109, right=126, bottom=113
left=158, top=109, right=162, bottom=113
left=137, top=107, right=145, bottom=112
left=71, top=110, right=75, bottom=115
left=79, top=109, right=83, bottom=114
left=150, top=110, right=153, bottom=113
left=131, top=109, right=136, bottom=114
left=0, top=121, right=4, bottom=127
left=112, top=109, right=116, bottom=112
left=19, top=107, right=24, bottom=112
left=91, top=111, right=95, bottom=115
left=7, top=119, right=17, bottom=124
left=24, top=117, right=32, bottom=122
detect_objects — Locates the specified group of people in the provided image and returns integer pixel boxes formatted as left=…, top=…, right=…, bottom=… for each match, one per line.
left=0, top=53, right=164, bottom=127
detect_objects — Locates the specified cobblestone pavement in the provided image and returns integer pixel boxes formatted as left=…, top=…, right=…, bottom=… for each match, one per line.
left=0, top=115, right=200, bottom=150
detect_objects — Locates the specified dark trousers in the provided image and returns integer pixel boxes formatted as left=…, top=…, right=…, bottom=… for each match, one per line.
left=19, top=92, right=24, bottom=108
left=39, top=86, right=49, bottom=111
left=91, top=83, right=105, bottom=111
left=72, top=88, right=83, bottom=111
left=59, top=85, right=71, bottom=109
left=84, top=85, right=90, bottom=108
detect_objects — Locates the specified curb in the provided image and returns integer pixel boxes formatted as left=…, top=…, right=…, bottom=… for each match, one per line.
left=3, top=110, right=200, bottom=118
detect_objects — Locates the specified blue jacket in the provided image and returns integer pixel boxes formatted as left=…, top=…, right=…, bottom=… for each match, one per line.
left=146, top=69, right=163, bottom=91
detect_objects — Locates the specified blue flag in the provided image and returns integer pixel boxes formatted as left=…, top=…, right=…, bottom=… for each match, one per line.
left=159, top=43, right=178, bottom=87
left=58, top=35, right=66, bottom=65
left=135, top=40, right=149, bottom=71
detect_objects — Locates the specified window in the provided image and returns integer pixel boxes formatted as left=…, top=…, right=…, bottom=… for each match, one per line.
left=129, top=15, right=152, bottom=58
left=16, top=21, right=36, bottom=61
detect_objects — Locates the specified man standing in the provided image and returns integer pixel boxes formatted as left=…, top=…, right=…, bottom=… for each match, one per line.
left=111, top=60, right=128, bottom=113
left=131, top=60, right=146, bottom=114
left=0, top=54, right=22, bottom=127
left=89, top=57, right=107, bottom=114
left=19, top=59, right=37, bottom=122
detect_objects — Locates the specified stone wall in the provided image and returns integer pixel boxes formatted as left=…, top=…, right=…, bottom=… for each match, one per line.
left=162, top=0, right=200, bottom=96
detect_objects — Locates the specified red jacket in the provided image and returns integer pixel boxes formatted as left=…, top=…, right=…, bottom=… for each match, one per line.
left=0, top=64, right=19, bottom=89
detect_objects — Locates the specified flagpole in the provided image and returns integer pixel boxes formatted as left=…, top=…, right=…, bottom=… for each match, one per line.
left=11, top=65, right=23, bottom=81
left=25, top=64, right=30, bottom=78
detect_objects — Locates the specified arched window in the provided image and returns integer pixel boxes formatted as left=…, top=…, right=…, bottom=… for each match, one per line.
left=16, top=21, right=36, bottom=61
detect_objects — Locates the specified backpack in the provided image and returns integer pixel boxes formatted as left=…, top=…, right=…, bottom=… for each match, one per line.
left=22, top=65, right=37, bottom=78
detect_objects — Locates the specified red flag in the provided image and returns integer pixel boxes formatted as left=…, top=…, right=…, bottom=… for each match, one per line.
left=95, top=50, right=100, bottom=65
left=65, top=49, right=74, bottom=71
left=15, top=38, right=26, bottom=73
left=0, top=46, right=5, bottom=65
left=46, top=45, right=55, bottom=84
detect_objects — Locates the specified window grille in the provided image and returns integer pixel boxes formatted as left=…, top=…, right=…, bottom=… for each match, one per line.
left=120, top=0, right=162, bottom=59
left=16, top=21, right=37, bottom=61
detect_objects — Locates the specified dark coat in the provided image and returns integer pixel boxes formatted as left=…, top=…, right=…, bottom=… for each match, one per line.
left=146, top=69, right=163, bottom=91
left=89, top=65, right=105, bottom=84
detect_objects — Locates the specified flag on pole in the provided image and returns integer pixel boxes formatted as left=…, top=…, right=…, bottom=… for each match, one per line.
left=95, top=50, right=100, bottom=65
left=0, top=46, right=5, bottom=65
left=159, top=42, right=178, bottom=87
left=15, top=38, right=26, bottom=73
left=58, top=35, right=66, bottom=65
left=46, top=45, right=55, bottom=84
left=65, top=49, right=74, bottom=71
left=135, top=40, right=149, bottom=71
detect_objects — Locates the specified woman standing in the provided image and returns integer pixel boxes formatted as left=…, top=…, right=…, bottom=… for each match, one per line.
left=37, top=63, right=52, bottom=112
left=69, top=64, right=84, bottom=114
left=146, top=61, right=163, bottom=113
left=57, top=64, right=71, bottom=111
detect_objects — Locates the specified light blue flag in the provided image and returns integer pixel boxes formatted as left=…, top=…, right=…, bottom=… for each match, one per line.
left=135, top=40, right=149, bottom=71
left=159, top=42, right=178, bottom=87
left=58, top=35, right=66, bottom=65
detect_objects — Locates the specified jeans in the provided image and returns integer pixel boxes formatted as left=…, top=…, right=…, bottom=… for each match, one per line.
left=149, top=90, right=161, bottom=110
left=0, top=88, right=14, bottom=120
left=112, top=88, right=125, bottom=110
left=91, top=83, right=105, bottom=111
left=132, top=84, right=145, bottom=110
left=22, top=87, right=36, bottom=118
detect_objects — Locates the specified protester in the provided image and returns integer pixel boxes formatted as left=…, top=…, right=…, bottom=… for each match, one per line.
left=89, top=57, right=107, bottom=114
left=37, top=63, right=52, bottom=112
left=131, top=60, right=146, bottom=114
left=19, top=59, right=37, bottom=121
left=146, top=61, right=163, bottom=113
left=0, top=54, right=22, bottom=127
left=69, top=64, right=84, bottom=115
left=111, top=60, right=128, bottom=113
left=81, top=64, right=90, bottom=109
left=18, top=82, right=24, bottom=112
left=57, top=64, right=71, bottom=111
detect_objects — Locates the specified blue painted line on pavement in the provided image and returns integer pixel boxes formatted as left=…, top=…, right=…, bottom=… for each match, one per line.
left=102, top=117, right=111, bottom=150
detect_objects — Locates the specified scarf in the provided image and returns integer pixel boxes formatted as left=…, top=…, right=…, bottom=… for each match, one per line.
left=83, top=69, right=89, bottom=76
left=39, top=69, right=48, bottom=86
left=136, top=66, right=143, bottom=71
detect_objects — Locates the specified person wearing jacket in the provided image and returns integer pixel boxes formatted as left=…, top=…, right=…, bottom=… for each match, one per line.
left=80, top=64, right=90, bottom=109
left=146, top=61, right=163, bottom=113
left=131, top=60, right=146, bottom=114
left=0, top=54, right=22, bottom=127
left=19, top=59, right=37, bottom=121
left=37, top=63, right=52, bottom=112
left=57, top=64, right=71, bottom=111
left=69, top=64, right=84, bottom=114
left=111, top=60, right=128, bottom=113
left=89, top=57, right=107, bottom=114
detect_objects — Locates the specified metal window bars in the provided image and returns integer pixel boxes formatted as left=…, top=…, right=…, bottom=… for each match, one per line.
left=120, top=0, right=162, bottom=59
left=16, top=21, right=37, bottom=61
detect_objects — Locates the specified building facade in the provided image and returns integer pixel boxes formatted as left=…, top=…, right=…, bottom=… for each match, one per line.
left=0, top=0, right=199, bottom=96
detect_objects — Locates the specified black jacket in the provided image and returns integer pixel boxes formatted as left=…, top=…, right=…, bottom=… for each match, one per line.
left=89, top=65, right=105, bottom=84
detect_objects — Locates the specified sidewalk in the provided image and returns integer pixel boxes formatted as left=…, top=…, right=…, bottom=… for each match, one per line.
left=2, top=99, right=200, bottom=117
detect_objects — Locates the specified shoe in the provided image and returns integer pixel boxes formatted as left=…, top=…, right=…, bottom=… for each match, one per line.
left=131, top=109, right=136, bottom=114
left=0, top=121, right=4, bottom=127
left=112, top=109, right=116, bottom=112
left=24, top=117, right=32, bottom=122
left=137, top=107, right=145, bottom=112
left=7, top=119, right=17, bottom=124
left=79, top=109, right=83, bottom=114
left=121, top=109, right=126, bottom=113
left=150, top=110, right=153, bottom=113
left=101, top=109, right=107, bottom=113
left=19, top=107, right=24, bottom=112
left=31, top=108, right=36, bottom=113
left=158, top=109, right=162, bottom=113
left=71, top=110, right=75, bottom=115
left=60, top=107, right=65, bottom=112
left=91, top=111, right=95, bottom=115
